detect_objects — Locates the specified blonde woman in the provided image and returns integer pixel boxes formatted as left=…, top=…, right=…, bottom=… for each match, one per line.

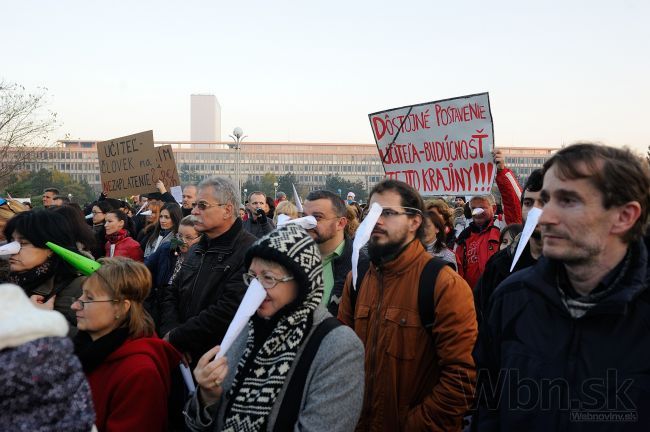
left=72, top=258, right=181, bottom=432
left=272, top=200, right=299, bottom=225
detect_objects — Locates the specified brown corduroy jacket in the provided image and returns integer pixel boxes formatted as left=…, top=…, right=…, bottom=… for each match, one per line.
left=338, top=240, right=477, bottom=431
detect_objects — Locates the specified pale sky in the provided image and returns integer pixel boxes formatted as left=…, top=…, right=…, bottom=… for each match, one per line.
left=3, top=0, right=648, bottom=154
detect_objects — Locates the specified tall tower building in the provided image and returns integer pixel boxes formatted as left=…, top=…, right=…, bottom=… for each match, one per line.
left=190, top=94, right=221, bottom=145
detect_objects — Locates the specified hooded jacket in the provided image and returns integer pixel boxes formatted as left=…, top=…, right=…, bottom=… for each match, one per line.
left=338, top=240, right=477, bottom=431
left=86, top=336, right=181, bottom=432
left=475, top=239, right=650, bottom=431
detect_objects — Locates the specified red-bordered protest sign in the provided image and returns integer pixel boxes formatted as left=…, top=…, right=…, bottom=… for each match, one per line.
left=369, top=92, right=495, bottom=196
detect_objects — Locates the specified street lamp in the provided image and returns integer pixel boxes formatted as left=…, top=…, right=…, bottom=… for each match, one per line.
left=273, top=182, right=278, bottom=199
left=229, top=127, right=247, bottom=196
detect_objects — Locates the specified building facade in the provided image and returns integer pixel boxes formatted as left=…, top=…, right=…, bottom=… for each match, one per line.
left=15, top=140, right=558, bottom=195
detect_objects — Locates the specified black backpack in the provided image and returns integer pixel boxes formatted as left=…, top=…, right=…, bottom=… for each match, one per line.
left=350, top=257, right=452, bottom=332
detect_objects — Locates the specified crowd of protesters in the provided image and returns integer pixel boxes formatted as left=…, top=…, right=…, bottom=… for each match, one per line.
left=1, top=142, right=649, bottom=431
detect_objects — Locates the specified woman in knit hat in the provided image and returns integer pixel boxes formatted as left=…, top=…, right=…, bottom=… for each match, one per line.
left=186, top=224, right=365, bottom=432
left=0, top=283, right=95, bottom=431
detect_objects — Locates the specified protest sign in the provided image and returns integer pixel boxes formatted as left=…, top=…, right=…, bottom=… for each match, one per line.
left=98, top=130, right=157, bottom=198
left=368, top=93, right=495, bottom=196
left=151, top=145, right=181, bottom=190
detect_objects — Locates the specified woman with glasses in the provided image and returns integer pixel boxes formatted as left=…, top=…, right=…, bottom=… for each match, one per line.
left=185, top=224, right=364, bottom=432
left=3, top=209, right=84, bottom=329
left=104, top=210, right=144, bottom=262
left=145, top=215, right=202, bottom=327
left=141, top=203, right=183, bottom=259
left=72, top=257, right=181, bottom=432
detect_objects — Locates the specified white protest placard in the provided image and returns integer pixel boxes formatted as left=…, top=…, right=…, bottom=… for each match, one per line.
left=369, top=93, right=495, bottom=196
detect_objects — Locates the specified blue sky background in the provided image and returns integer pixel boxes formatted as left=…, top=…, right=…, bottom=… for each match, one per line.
left=2, top=0, right=648, bottom=154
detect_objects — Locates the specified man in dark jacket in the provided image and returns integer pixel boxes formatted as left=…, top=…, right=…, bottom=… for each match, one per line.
left=473, top=168, right=544, bottom=328
left=160, top=177, right=256, bottom=363
left=242, top=191, right=275, bottom=238
left=475, top=143, right=650, bottom=431
left=303, top=189, right=353, bottom=316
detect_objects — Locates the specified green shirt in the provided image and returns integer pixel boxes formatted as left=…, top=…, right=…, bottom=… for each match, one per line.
left=321, top=239, right=346, bottom=307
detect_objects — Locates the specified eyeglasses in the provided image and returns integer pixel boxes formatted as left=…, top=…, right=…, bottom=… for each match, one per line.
left=194, top=200, right=228, bottom=211
left=73, top=298, right=118, bottom=310
left=379, top=206, right=423, bottom=218
left=91, top=211, right=104, bottom=215
left=243, top=271, right=294, bottom=290
left=175, top=233, right=200, bottom=242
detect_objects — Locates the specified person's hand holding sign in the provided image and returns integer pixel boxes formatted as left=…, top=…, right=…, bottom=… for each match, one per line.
left=492, top=148, right=506, bottom=171
left=156, top=179, right=167, bottom=194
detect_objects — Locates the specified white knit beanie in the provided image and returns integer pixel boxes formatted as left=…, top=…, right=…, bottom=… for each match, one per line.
left=0, top=284, right=69, bottom=350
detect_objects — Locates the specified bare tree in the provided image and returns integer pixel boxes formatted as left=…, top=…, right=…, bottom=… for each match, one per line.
left=0, top=81, right=58, bottom=188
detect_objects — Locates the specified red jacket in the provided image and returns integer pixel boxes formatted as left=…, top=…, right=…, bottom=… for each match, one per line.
left=105, top=234, right=144, bottom=262
left=86, top=337, right=181, bottom=432
left=455, top=168, right=522, bottom=288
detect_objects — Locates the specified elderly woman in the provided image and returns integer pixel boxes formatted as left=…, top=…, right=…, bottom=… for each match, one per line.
left=185, top=224, right=364, bottom=431
left=72, top=257, right=181, bottom=432
left=4, top=209, right=84, bottom=327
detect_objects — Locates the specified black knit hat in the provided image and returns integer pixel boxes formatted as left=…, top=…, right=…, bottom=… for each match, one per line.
left=244, top=224, right=323, bottom=301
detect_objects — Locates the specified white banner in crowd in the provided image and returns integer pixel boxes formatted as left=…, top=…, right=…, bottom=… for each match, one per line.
left=369, top=92, right=495, bottom=196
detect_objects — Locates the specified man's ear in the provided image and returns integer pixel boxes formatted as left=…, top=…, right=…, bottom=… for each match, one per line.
left=336, top=217, right=348, bottom=232
left=611, top=201, right=642, bottom=237
left=408, top=214, right=423, bottom=234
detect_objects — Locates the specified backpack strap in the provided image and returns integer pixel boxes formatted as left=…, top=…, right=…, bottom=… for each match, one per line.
left=418, top=258, right=451, bottom=331
left=273, top=317, right=342, bottom=432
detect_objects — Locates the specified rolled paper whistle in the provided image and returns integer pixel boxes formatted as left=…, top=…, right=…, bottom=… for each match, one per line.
left=46, top=242, right=101, bottom=276
left=0, top=241, right=21, bottom=256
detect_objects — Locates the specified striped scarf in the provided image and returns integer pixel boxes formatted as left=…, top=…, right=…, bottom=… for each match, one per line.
left=221, top=286, right=322, bottom=431
left=556, top=249, right=631, bottom=319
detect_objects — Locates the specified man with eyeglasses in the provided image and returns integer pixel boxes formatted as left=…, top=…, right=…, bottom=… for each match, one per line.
left=302, top=190, right=355, bottom=316
left=160, top=176, right=256, bottom=366
left=338, top=179, right=477, bottom=431
left=243, top=191, right=275, bottom=238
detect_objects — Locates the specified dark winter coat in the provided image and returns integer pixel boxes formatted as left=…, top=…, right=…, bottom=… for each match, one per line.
left=326, top=236, right=356, bottom=317
left=160, top=218, right=256, bottom=361
left=242, top=215, right=275, bottom=238
left=474, top=239, right=650, bottom=431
